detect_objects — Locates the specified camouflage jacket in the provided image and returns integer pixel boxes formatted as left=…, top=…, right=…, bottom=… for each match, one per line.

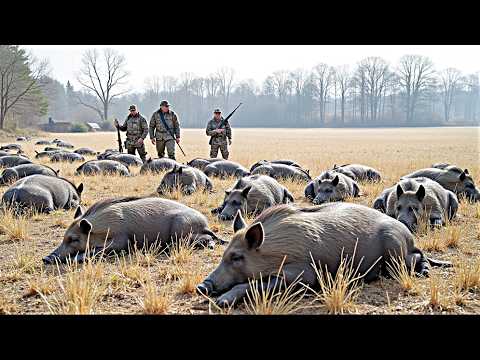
left=149, top=109, right=180, bottom=141
left=119, top=113, right=148, bottom=146
left=206, top=117, right=231, bottom=144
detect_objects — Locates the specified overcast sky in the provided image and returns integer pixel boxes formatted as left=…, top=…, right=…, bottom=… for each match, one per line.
left=25, top=45, right=480, bottom=92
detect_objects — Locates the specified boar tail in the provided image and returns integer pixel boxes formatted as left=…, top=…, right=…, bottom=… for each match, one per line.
left=203, top=229, right=228, bottom=245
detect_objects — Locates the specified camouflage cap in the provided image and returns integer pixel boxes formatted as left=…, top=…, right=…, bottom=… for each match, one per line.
left=160, top=100, right=171, bottom=107
left=129, top=104, right=137, bottom=111
left=213, top=108, right=221, bottom=113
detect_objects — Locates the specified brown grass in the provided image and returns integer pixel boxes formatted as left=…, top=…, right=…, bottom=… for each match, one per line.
left=0, top=208, right=30, bottom=241
left=386, top=254, right=419, bottom=295
left=0, top=128, right=478, bottom=314
left=138, top=276, right=170, bottom=314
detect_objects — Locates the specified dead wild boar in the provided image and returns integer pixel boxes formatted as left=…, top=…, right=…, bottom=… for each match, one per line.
left=401, top=166, right=479, bottom=202
left=0, top=144, right=22, bottom=151
left=139, top=157, right=180, bottom=174
left=186, top=158, right=223, bottom=171
left=0, top=155, right=33, bottom=168
left=197, top=202, right=451, bottom=306
left=212, top=174, right=294, bottom=220
left=43, top=197, right=225, bottom=264
left=380, top=177, right=459, bottom=232
left=304, top=170, right=360, bottom=205
left=249, top=159, right=302, bottom=172
left=332, top=163, right=381, bottom=182
left=97, top=149, right=120, bottom=160
left=106, top=153, right=143, bottom=167
left=50, top=152, right=85, bottom=163
left=0, top=164, right=59, bottom=185
left=34, top=150, right=63, bottom=159
left=204, top=160, right=250, bottom=178
left=75, top=160, right=130, bottom=176
left=55, top=140, right=74, bottom=149
left=2, top=174, right=83, bottom=214
left=35, top=140, right=53, bottom=145
left=74, top=148, right=99, bottom=156
left=44, top=146, right=61, bottom=152
left=157, top=164, right=213, bottom=195
left=251, top=163, right=311, bottom=182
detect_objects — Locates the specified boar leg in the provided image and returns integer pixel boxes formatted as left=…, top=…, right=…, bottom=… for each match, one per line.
left=429, top=216, right=443, bottom=228
left=216, top=265, right=316, bottom=307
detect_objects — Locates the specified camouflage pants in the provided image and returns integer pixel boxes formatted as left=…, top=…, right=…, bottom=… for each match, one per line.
left=210, top=142, right=229, bottom=159
left=126, top=143, right=147, bottom=163
left=156, top=139, right=176, bottom=160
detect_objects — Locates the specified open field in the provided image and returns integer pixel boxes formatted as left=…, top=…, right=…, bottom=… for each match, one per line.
left=0, top=127, right=479, bottom=315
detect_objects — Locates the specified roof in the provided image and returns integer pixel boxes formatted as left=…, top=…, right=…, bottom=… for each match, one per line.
left=86, top=122, right=101, bottom=129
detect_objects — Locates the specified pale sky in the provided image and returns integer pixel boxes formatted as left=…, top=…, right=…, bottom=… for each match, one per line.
left=25, top=45, right=480, bottom=92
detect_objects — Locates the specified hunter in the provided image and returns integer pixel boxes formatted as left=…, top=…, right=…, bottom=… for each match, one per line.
left=114, top=104, right=148, bottom=163
left=206, top=108, right=232, bottom=159
left=149, top=100, right=181, bottom=160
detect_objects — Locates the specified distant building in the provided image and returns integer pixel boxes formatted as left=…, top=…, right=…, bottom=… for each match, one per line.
left=86, top=122, right=101, bottom=132
left=39, top=117, right=72, bottom=133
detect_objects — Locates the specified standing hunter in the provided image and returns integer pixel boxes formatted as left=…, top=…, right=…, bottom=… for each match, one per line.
left=206, top=108, right=232, bottom=159
left=149, top=100, right=181, bottom=160
left=114, top=104, right=148, bottom=163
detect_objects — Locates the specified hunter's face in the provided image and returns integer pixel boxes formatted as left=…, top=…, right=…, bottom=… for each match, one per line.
left=214, top=112, right=221, bottom=120
left=161, top=105, right=169, bottom=112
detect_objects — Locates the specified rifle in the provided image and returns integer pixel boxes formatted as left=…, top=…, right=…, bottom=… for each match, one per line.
left=209, top=102, right=242, bottom=145
left=115, top=118, right=124, bottom=153
left=159, top=111, right=186, bottom=157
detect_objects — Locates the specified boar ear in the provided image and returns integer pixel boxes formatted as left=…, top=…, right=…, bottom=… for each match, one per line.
left=245, top=222, right=264, bottom=250
left=77, top=183, right=84, bottom=195
left=332, top=175, right=340, bottom=186
left=79, top=219, right=92, bottom=234
left=74, top=206, right=84, bottom=219
left=233, top=210, right=247, bottom=232
left=241, top=186, right=252, bottom=198
left=459, top=171, right=466, bottom=181
left=416, top=185, right=426, bottom=202
left=225, top=189, right=231, bottom=196
left=464, top=169, right=469, bottom=175
left=396, top=184, right=404, bottom=199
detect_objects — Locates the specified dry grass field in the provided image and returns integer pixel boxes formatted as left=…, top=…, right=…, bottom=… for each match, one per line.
left=0, top=127, right=479, bottom=315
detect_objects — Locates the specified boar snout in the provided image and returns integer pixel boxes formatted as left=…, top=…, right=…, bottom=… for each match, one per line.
left=196, top=279, right=216, bottom=296
left=219, top=213, right=234, bottom=221
left=43, top=251, right=61, bottom=265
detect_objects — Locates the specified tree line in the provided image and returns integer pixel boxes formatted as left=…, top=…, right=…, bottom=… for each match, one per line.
left=1, top=45, right=478, bottom=131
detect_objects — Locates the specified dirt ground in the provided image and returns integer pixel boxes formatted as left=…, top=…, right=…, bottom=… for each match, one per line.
left=0, top=127, right=479, bottom=314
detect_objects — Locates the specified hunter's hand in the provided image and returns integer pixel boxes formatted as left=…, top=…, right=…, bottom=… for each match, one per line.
left=176, top=138, right=180, bottom=144
left=151, top=138, right=156, bottom=145
left=137, top=138, right=144, bottom=146
left=218, top=129, right=225, bottom=133
left=228, top=139, right=232, bottom=145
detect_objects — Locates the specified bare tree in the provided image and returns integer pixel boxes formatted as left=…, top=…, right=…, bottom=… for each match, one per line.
left=464, top=73, right=479, bottom=122
left=439, top=68, right=463, bottom=122
left=312, top=63, right=334, bottom=125
left=335, top=65, right=352, bottom=125
left=216, top=67, right=235, bottom=110
left=398, top=55, right=436, bottom=123
left=77, top=48, right=129, bottom=122
left=360, top=57, right=391, bottom=123
left=144, top=75, right=162, bottom=98
left=0, top=45, right=49, bottom=129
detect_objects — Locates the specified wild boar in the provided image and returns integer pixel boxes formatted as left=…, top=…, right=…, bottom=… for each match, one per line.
left=75, top=160, right=130, bottom=176
left=157, top=165, right=213, bottom=195
left=0, top=155, right=33, bottom=168
left=186, top=158, right=223, bottom=171
left=332, top=163, right=382, bottom=182
left=212, top=174, right=294, bottom=220
left=106, top=153, right=143, bottom=167
left=197, top=202, right=451, bottom=306
left=74, top=148, right=98, bottom=156
left=43, top=197, right=224, bottom=264
left=0, top=164, right=59, bottom=185
left=380, top=177, right=459, bottom=232
left=249, top=159, right=302, bottom=172
left=35, top=140, right=53, bottom=145
left=2, top=174, right=83, bottom=214
left=34, top=150, right=63, bottom=159
left=139, top=157, right=180, bottom=174
left=44, top=146, right=61, bottom=152
left=16, top=136, right=30, bottom=142
left=304, top=170, right=360, bottom=205
left=55, top=140, right=74, bottom=149
left=97, top=149, right=120, bottom=160
left=0, top=144, right=22, bottom=151
left=204, top=160, right=250, bottom=178
left=401, top=166, right=479, bottom=202
left=251, top=163, right=311, bottom=182
left=50, top=152, right=85, bottom=163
